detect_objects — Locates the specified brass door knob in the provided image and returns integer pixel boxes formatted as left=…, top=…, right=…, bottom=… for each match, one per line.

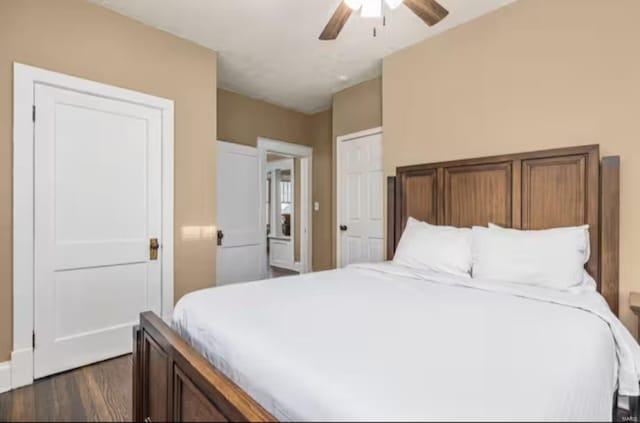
left=150, top=238, right=160, bottom=260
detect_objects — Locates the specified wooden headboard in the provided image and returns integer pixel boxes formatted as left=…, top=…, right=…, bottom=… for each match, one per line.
left=387, top=145, right=620, bottom=314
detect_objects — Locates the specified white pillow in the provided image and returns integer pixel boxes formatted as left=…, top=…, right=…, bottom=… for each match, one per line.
left=472, top=224, right=590, bottom=289
left=393, top=217, right=472, bottom=277
left=488, top=223, right=591, bottom=262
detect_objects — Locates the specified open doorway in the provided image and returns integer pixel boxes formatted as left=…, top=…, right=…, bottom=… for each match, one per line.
left=258, top=138, right=313, bottom=278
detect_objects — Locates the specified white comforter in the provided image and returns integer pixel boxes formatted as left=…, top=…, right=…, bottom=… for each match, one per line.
left=172, top=263, right=640, bottom=421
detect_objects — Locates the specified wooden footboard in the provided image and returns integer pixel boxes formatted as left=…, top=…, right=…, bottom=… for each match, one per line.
left=133, top=311, right=275, bottom=422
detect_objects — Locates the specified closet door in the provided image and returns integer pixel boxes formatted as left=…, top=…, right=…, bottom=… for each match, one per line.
left=338, top=131, right=384, bottom=267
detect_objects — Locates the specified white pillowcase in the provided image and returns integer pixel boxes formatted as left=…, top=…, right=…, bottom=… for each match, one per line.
left=472, top=224, right=590, bottom=290
left=393, top=217, right=472, bottom=277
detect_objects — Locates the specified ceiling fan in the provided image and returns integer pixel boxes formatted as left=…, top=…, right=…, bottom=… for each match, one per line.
left=319, top=0, right=449, bottom=40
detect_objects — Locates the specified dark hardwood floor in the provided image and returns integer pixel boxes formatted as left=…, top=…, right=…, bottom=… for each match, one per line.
left=0, top=354, right=131, bottom=422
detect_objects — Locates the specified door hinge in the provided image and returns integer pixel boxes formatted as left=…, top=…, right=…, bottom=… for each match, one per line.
left=32, top=331, right=35, bottom=349
left=32, top=105, right=36, bottom=122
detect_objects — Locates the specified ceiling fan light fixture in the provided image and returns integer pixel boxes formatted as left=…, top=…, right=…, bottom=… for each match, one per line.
left=361, top=0, right=382, bottom=18
left=384, top=0, right=405, bottom=9
left=344, top=0, right=363, bottom=10
left=319, top=0, right=448, bottom=41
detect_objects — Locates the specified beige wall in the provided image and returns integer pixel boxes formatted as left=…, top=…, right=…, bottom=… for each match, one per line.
left=310, top=110, right=334, bottom=271
left=217, top=88, right=334, bottom=271
left=333, top=77, right=383, bottom=140
left=0, top=0, right=218, bottom=361
left=332, top=78, right=383, bottom=266
left=218, top=89, right=311, bottom=147
left=383, top=0, right=640, bottom=333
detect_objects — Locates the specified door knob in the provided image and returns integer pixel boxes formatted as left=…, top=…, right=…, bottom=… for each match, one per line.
left=149, top=238, right=159, bottom=261
left=217, top=229, right=224, bottom=246
left=340, top=225, right=348, bottom=231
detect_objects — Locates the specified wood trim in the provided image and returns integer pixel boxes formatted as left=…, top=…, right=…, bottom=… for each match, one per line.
left=387, top=176, right=396, bottom=260
left=394, top=176, right=403, bottom=249
left=436, top=167, right=445, bottom=224
left=396, top=145, right=599, bottom=173
left=134, top=312, right=274, bottom=422
left=600, top=156, right=620, bottom=315
left=511, top=160, right=522, bottom=229
left=132, top=325, right=143, bottom=422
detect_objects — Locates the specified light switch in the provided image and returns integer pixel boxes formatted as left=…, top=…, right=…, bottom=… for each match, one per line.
left=314, top=201, right=320, bottom=211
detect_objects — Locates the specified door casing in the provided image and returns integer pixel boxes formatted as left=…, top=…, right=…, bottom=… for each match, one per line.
left=12, top=63, right=174, bottom=389
left=257, top=138, right=313, bottom=275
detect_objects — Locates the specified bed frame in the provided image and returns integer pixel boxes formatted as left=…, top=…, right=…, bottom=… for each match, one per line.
left=134, top=144, right=626, bottom=422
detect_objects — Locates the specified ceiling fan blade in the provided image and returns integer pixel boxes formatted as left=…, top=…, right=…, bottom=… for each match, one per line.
left=319, top=2, right=353, bottom=40
left=404, top=0, right=449, bottom=26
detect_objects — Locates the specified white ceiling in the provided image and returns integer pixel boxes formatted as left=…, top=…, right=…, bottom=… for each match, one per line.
left=93, top=0, right=516, bottom=114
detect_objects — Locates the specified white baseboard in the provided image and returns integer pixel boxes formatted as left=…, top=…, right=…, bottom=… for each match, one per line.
left=0, top=361, right=11, bottom=394
left=11, top=348, right=33, bottom=389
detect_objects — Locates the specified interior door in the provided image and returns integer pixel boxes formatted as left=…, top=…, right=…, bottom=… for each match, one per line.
left=34, top=84, right=163, bottom=378
left=216, top=141, right=264, bottom=285
left=339, top=132, right=384, bottom=267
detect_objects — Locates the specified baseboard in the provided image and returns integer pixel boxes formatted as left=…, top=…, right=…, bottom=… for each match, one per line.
left=0, top=361, right=11, bottom=393
left=11, top=348, right=33, bottom=389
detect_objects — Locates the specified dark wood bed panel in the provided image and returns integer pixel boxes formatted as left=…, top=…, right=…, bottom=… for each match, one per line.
left=135, top=145, right=622, bottom=422
left=387, top=145, right=620, bottom=314
left=133, top=312, right=275, bottom=422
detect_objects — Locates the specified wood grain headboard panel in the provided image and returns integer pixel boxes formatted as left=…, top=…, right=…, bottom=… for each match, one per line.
left=444, top=162, right=513, bottom=228
left=387, top=145, right=620, bottom=314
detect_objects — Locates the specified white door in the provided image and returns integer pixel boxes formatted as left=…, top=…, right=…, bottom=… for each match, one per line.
left=338, top=131, right=384, bottom=267
left=34, top=84, right=163, bottom=378
left=216, top=141, right=264, bottom=285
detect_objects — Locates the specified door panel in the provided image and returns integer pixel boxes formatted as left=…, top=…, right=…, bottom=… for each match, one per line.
left=54, top=264, right=148, bottom=338
left=34, top=84, right=162, bottom=378
left=339, top=132, right=384, bottom=267
left=216, top=142, right=263, bottom=285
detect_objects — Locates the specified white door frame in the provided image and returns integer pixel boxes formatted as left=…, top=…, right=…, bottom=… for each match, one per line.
left=335, top=127, right=383, bottom=268
left=257, top=138, right=313, bottom=274
left=12, top=63, right=174, bottom=389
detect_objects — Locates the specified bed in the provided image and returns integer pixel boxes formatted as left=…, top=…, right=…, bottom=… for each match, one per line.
left=133, top=144, right=634, bottom=421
